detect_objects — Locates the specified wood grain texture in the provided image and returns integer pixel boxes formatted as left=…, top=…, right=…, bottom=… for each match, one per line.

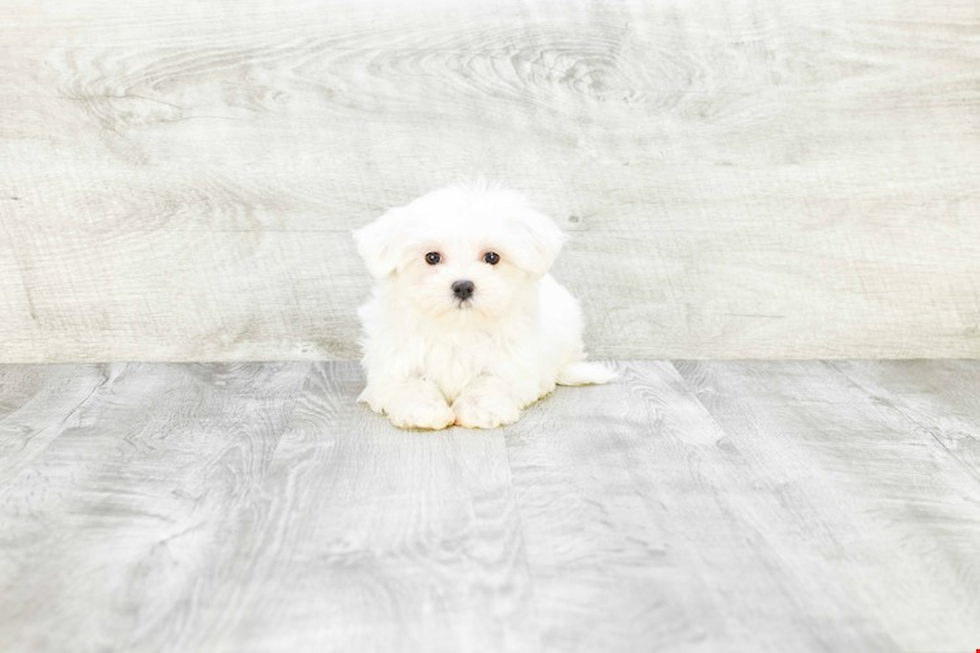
left=829, top=360, right=980, bottom=480
left=1, top=0, right=979, bottom=361
left=2, top=360, right=980, bottom=651
left=672, top=360, right=980, bottom=652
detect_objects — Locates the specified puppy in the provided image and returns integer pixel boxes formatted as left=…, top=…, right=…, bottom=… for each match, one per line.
left=353, top=181, right=613, bottom=429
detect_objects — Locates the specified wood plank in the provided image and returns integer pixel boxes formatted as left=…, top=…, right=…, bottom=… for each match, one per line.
left=2, top=0, right=979, bottom=361
left=507, top=361, right=907, bottom=651
left=184, top=361, right=539, bottom=653
left=0, top=362, right=310, bottom=652
left=673, top=360, right=980, bottom=652
left=0, top=362, right=539, bottom=652
left=830, top=360, right=980, bottom=481
left=3, top=361, right=980, bottom=651
left=0, top=364, right=110, bottom=485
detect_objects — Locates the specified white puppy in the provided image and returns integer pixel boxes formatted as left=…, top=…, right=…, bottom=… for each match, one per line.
left=353, top=181, right=613, bottom=429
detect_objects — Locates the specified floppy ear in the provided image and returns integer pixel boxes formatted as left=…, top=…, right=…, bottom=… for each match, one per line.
left=507, top=208, right=567, bottom=277
left=353, top=208, right=409, bottom=279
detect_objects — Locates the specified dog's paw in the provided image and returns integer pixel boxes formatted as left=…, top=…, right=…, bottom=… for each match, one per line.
left=452, top=393, right=521, bottom=429
left=386, top=400, right=456, bottom=430
left=369, top=379, right=456, bottom=430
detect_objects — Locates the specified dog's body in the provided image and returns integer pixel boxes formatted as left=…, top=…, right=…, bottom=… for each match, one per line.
left=354, top=182, right=612, bottom=429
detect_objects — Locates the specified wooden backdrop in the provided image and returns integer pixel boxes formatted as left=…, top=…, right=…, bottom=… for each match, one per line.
left=1, top=0, right=978, bottom=362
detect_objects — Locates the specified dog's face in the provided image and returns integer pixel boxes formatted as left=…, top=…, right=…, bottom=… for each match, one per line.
left=354, top=184, right=565, bottom=322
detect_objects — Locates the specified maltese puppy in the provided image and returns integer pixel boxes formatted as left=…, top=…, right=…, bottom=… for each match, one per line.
left=353, top=181, right=613, bottom=430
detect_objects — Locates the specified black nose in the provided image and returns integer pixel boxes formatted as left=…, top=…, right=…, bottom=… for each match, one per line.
left=452, top=280, right=475, bottom=301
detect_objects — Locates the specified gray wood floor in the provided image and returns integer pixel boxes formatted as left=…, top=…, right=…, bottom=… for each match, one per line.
left=1, top=360, right=979, bottom=652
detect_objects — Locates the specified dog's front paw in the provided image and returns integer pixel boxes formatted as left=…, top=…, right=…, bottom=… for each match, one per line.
left=452, top=393, right=521, bottom=429
left=369, top=379, right=456, bottom=430
left=386, top=400, right=456, bottom=430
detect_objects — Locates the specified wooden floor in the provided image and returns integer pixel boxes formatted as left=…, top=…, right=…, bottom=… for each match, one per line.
left=1, top=361, right=978, bottom=652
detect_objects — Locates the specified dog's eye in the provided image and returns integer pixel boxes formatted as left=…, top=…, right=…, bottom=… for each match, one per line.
left=424, top=252, right=441, bottom=265
left=483, top=252, right=500, bottom=265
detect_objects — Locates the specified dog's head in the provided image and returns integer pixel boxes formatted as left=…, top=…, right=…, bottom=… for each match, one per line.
left=354, top=182, right=565, bottom=321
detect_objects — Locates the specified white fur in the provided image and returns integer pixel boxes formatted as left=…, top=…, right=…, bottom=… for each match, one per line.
left=353, top=181, right=613, bottom=430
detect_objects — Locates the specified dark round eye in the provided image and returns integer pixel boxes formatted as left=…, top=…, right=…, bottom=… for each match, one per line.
left=424, top=252, right=441, bottom=265
left=483, top=252, right=500, bottom=265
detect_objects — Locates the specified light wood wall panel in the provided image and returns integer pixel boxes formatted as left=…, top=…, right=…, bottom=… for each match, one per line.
left=1, top=0, right=978, bottom=361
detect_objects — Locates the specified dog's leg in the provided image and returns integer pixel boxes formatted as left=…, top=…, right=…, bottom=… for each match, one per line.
left=452, top=376, right=522, bottom=429
left=363, top=378, right=455, bottom=430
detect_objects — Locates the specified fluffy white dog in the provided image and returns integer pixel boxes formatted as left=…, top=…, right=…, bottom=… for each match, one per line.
left=353, top=181, right=613, bottom=430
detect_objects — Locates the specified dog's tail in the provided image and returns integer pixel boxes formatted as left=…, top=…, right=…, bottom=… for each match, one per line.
left=557, top=361, right=617, bottom=386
